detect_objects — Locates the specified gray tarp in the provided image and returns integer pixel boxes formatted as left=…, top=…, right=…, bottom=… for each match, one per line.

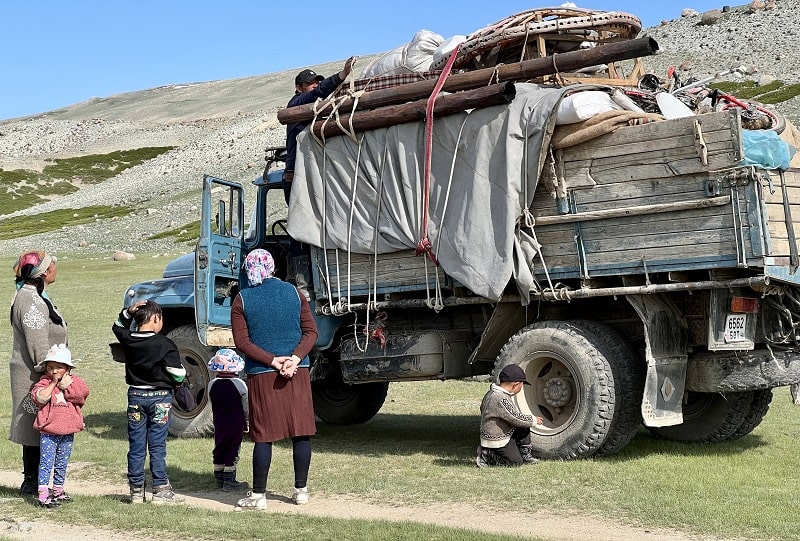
left=287, top=83, right=570, bottom=302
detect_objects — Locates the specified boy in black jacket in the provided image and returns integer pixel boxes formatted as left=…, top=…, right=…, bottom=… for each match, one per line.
left=112, top=299, right=187, bottom=504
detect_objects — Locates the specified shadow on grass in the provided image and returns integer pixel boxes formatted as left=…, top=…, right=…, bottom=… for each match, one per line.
left=84, top=410, right=771, bottom=464
left=84, top=411, right=128, bottom=440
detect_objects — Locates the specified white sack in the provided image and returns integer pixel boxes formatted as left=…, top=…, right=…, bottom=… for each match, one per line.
left=359, top=29, right=444, bottom=78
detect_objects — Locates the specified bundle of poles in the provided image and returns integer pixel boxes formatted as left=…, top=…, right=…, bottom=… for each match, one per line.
left=276, top=37, right=659, bottom=139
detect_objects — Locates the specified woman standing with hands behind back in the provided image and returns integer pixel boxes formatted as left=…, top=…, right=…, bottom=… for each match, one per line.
left=9, top=250, right=67, bottom=496
left=231, top=249, right=318, bottom=511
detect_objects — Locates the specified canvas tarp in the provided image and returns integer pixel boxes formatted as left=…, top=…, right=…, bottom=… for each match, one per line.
left=287, top=83, right=570, bottom=302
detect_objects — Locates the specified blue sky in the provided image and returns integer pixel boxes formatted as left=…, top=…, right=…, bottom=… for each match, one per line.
left=1, top=1, right=722, bottom=120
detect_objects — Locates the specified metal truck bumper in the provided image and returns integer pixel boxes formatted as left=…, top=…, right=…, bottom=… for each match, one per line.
left=686, top=347, right=800, bottom=392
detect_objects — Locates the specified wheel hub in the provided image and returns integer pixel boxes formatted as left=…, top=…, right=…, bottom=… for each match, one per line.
left=543, top=377, right=572, bottom=408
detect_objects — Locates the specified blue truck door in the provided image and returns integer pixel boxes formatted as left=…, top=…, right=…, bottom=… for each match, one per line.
left=195, top=175, right=245, bottom=346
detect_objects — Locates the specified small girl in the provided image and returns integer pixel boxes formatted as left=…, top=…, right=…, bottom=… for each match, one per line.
left=208, top=348, right=249, bottom=491
left=31, top=344, right=90, bottom=508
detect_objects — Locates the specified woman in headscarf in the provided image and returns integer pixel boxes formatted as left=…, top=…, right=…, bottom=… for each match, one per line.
left=9, top=250, right=67, bottom=495
left=231, top=249, right=318, bottom=511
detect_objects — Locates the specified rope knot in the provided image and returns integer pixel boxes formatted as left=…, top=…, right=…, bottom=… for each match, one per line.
left=415, top=237, right=439, bottom=266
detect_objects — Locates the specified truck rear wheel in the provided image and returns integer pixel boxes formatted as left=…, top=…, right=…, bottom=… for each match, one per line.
left=575, top=321, right=644, bottom=457
left=311, top=370, right=388, bottom=425
left=648, top=391, right=753, bottom=443
left=726, top=389, right=773, bottom=441
left=495, top=320, right=639, bottom=460
left=166, top=325, right=216, bottom=438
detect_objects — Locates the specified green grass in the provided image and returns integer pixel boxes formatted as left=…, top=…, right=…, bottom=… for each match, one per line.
left=0, top=147, right=172, bottom=215
left=147, top=219, right=200, bottom=244
left=1, top=254, right=800, bottom=540
left=41, top=147, right=174, bottom=183
left=711, top=79, right=800, bottom=104
left=0, top=205, right=133, bottom=239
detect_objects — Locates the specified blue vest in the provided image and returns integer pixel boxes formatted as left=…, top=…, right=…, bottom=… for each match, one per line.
left=239, top=278, right=310, bottom=375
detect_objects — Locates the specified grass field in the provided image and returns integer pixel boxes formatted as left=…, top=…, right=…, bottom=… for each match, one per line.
left=1, top=253, right=800, bottom=540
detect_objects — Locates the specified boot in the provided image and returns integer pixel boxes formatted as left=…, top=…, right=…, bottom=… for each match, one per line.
left=222, top=467, right=249, bottom=492
left=129, top=484, right=145, bottom=504
left=152, top=484, right=185, bottom=505
left=213, top=465, right=224, bottom=489
left=19, top=475, right=37, bottom=496
left=20, top=446, right=39, bottom=495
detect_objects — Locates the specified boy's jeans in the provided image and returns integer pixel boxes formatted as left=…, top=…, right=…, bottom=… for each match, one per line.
left=127, top=388, right=172, bottom=487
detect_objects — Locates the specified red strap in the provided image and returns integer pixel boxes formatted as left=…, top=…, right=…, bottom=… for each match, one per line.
left=416, top=45, right=459, bottom=266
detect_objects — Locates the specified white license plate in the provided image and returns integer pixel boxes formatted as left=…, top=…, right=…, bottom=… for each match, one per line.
left=724, top=314, right=747, bottom=343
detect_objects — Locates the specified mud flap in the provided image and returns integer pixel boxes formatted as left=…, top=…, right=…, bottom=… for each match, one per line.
left=625, top=291, right=688, bottom=427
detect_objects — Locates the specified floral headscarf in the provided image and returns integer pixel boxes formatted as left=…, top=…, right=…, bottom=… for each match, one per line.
left=243, top=249, right=275, bottom=286
left=13, top=250, right=55, bottom=283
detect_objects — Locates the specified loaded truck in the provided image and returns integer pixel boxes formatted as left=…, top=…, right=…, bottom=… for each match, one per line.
left=121, top=17, right=800, bottom=459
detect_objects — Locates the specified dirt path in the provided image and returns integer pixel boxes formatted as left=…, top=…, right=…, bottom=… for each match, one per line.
left=0, top=470, right=729, bottom=541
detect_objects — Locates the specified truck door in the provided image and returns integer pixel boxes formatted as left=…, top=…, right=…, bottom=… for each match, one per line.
left=195, top=175, right=245, bottom=346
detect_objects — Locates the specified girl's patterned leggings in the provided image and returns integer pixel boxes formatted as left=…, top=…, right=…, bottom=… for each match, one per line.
left=38, top=432, right=74, bottom=488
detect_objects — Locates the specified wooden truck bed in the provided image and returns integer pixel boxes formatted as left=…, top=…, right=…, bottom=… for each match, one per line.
left=533, top=110, right=800, bottom=284
left=308, top=110, right=800, bottom=302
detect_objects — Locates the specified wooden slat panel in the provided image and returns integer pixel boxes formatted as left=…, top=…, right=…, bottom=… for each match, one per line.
left=586, top=240, right=741, bottom=266
left=564, top=154, right=740, bottom=185
left=582, top=226, right=738, bottom=253
left=772, top=168, right=800, bottom=188
left=556, top=111, right=742, bottom=184
left=762, top=185, right=800, bottom=205
left=557, top=110, right=740, bottom=161
left=572, top=175, right=706, bottom=202
left=765, top=203, right=800, bottom=223
left=314, top=249, right=444, bottom=298
left=579, top=211, right=735, bottom=239
left=561, top=130, right=737, bottom=164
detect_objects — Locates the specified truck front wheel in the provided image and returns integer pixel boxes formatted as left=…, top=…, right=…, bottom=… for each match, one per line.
left=311, top=370, right=388, bottom=425
left=166, top=325, right=216, bottom=438
left=495, top=320, right=639, bottom=460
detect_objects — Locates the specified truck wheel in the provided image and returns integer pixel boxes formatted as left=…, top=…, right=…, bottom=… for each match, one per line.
left=494, top=320, right=633, bottom=460
left=166, top=325, right=216, bottom=438
left=648, top=390, right=753, bottom=443
left=725, top=389, right=773, bottom=441
left=311, top=371, right=388, bottom=425
left=574, top=321, right=645, bottom=457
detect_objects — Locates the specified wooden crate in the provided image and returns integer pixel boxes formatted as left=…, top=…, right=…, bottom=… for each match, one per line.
left=533, top=110, right=754, bottom=279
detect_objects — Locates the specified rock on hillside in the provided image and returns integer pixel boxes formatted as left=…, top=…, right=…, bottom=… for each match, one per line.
left=2, top=4, right=800, bottom=256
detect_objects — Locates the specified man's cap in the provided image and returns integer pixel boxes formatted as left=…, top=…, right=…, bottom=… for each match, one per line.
left=498, top=364, right=530, bottom=385
left=295, top=69, right=324, bottom=86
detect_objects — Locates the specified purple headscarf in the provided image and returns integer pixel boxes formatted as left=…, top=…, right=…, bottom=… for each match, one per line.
left=243, top=249, right=275, bottom=286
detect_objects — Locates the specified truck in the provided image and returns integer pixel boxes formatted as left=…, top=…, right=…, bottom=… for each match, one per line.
left=121, top=18, right=800, bottom=459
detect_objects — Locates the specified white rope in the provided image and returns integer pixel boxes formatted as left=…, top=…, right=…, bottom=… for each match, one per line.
left=346, top=139, right=370, bottom=352
left=425, top=114, right=471, bottom=312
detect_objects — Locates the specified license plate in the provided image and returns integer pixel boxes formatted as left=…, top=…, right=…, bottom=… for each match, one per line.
left=724, top=314, right=747, bottom=343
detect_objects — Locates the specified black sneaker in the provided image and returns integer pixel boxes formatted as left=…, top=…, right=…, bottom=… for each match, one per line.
left=475, top=446, right=495, bottom=468
left=37, top=498, right=61, bottom=508
left=519, top=445, right=540, bottom=464
left=50, top=489, right=73, bottom=503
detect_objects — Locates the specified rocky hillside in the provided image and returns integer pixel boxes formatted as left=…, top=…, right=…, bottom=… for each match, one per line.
left=2, top=2, right=799, bottom=257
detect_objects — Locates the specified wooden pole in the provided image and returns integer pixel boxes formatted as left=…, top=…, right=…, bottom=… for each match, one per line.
left=280, top=37, right=659, bottom=125
left=311, top=82, right=516, bottom=139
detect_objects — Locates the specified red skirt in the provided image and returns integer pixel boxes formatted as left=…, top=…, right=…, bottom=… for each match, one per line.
left=247, top=368, right=316, bottom=443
